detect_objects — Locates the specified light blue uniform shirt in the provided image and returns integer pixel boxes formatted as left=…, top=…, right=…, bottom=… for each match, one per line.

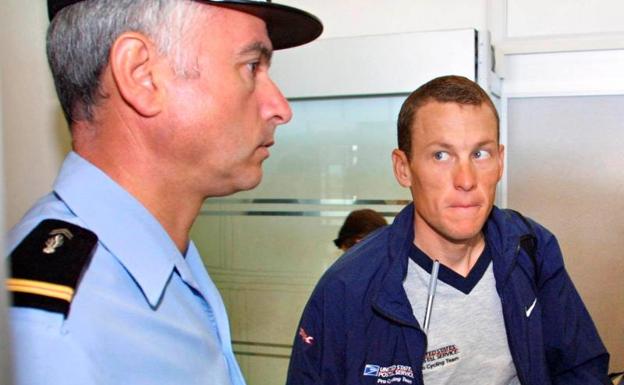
left=7, top=152, right=245, bottom=385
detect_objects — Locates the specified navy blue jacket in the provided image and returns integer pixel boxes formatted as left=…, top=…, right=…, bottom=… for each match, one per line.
left=287, top=204, right=610, bottom=385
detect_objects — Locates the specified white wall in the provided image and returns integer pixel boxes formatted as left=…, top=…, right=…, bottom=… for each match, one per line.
left=506, top=0, right=624, bottom=37
left=1, top=0, right=70, bottom=230
left=507, top=95, right=624, bottom=373
left=281, top=0, right=488, bottom=39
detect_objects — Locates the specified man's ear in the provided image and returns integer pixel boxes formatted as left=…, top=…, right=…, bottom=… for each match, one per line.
left=392, top=149, right=412, bottom=188
left=109, top=32, right=164, bottom=117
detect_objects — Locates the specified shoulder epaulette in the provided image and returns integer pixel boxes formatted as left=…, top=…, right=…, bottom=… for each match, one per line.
left=6, top=219, right=98, bottom=317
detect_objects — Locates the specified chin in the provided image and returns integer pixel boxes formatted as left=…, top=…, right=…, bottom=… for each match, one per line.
left=445, top=223, right=487, bottom=244
left=208, top=169, right=263, bottom=197
left=435, top=218, right=482, bottom=242
left=450, top=231, right=483, bottom=244
left=236, top=170, right=264, bottom=192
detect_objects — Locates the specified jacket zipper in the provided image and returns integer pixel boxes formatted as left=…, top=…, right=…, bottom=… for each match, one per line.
left=499, top=239, right=530, bottom=385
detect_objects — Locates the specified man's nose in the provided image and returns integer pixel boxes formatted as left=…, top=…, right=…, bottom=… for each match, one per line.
left=454, top=160, right=477, bottom=191
left=263, top=77, right=293, bottom=125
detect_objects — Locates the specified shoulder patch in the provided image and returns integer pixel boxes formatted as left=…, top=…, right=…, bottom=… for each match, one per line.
left=6, top=219, right=98, bottom=317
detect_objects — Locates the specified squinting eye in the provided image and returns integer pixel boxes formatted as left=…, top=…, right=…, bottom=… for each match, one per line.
left=434, top=151, right=450, bottom=161
left=474, top=149, right=492, bottom=159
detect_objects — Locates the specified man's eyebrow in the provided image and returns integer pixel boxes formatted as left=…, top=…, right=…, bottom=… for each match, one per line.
left=239, top=41, right=273, bottom=62
left=423, top=139, right=497, bottom=149
left=475, top=139, right=498, bottom=147
left=424, top=142, right=453, bottom=150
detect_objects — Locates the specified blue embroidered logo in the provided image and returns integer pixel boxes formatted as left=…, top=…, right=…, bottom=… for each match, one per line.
left=363, top=364, right=380, bottom=376
left=362, top=364, right=415, bottom=383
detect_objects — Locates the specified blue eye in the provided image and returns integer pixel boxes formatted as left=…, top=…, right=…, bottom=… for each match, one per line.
left=474, top=149, right=491, bottom=159
left=434, top=151, right=450, bottom=161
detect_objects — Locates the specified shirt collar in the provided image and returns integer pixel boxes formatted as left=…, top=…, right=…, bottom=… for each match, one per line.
left=53, top=151, right=197, bottom=307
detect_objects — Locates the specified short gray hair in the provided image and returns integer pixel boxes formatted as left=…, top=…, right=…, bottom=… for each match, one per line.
left=47, top=0, right=204, bottom=125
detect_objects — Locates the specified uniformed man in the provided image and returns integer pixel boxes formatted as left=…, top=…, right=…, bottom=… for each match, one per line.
left=5, top=1, right=322, bottom=384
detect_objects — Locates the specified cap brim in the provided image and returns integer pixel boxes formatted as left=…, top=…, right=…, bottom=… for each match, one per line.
left=48, top=0, right=323, bottom=50
left=48, top=0, right=79, bottom=20
left=203, top=1, right=323, bottom=49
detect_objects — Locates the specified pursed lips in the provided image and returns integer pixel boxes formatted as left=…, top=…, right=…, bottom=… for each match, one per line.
left=448, top=202, right=481, bottom=211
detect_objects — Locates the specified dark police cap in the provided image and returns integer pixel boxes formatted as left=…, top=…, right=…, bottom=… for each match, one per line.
left=47, top=0, right=323, bottom=50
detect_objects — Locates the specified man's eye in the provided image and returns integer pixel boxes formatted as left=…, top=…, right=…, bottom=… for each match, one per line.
left=474, top=149, right=491, bottom=159
left=434, top=151, right=450, bottom=161
left=247, top=61, right=260, bottom=74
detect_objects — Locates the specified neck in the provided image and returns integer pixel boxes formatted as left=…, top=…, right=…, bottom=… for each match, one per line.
left=414, top=225, right=485, bottom=278
left=73, top=122, right=202, bottom=254
left=121, top=177, right=202, bottom=254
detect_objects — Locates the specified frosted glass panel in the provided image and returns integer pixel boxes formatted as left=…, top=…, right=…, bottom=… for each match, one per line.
left=235, top=95, right=410, bottom=200
left=192, top=214, right=344, bottom=279
left=194, top=95, right=410, bottom=277
left=507, top=95, right=624, bottom=372
left=191, top=95, right=411, bottom=385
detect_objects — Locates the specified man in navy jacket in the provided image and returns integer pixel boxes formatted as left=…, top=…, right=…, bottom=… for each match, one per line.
left=287, top=76, right=610, bottom=385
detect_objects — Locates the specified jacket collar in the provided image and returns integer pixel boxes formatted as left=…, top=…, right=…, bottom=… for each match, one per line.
left=373, top=204, right=530, bottom=326
left=373, top=203, right=420, bottom=327
left=484, top=206, right=534, bottom=293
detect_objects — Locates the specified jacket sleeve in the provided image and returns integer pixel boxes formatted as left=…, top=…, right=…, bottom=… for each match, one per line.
left=537, top=233, right=611, bottom=385
left=286, top=277, right=347, bottom=385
